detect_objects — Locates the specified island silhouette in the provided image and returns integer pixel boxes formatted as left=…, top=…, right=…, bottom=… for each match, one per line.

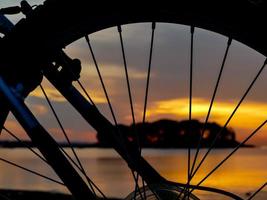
left=0, top=119, right=252, bottom=148
left=97, top=119, right=252, bottom=148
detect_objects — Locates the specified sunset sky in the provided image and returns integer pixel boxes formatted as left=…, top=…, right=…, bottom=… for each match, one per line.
left=1, top=0, right=267, bottom=146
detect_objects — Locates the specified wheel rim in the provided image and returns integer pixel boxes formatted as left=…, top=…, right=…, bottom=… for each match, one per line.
left=1, top=1, right=267, bottom=200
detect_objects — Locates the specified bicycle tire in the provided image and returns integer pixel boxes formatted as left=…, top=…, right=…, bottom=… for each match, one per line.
left=1, top=0, right=266, bottom=199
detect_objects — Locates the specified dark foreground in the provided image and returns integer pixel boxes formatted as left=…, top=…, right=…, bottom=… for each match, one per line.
left=0, top=189, right=120, bottom=200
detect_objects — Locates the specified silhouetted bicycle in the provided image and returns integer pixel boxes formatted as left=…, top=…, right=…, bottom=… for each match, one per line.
left=0, top=0, right=266, bottom=199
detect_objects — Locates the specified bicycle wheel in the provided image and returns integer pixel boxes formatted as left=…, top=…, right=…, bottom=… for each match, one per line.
left=0, top=0, right=267, bottom=200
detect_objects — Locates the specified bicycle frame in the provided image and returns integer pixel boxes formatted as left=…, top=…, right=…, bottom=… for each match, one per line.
left=0, top=7, right=244, bottom=200
left=0, top=12, right=96, bottom=200
left=0, top=14, right=14, bottom=132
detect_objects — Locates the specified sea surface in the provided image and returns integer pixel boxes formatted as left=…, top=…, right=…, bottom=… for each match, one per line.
left=0, top=148, right=266, bottom=199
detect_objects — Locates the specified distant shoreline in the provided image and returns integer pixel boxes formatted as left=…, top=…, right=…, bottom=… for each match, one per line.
left=1, top=119, right=255, bottom=149
left=0, top=141, right=255, bottom=149
left=0, top=189, right=119, bottom=200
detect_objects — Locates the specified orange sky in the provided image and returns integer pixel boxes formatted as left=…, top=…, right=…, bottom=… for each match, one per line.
left=1, top=11, right=267, bottom=146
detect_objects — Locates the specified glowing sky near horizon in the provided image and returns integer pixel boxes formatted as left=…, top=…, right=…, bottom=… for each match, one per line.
left=1, top=0, right=267, bottom=146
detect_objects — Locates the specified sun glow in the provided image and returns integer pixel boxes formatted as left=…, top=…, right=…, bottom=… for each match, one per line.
left=146, top=98, right=267, bottom=129
left=29, top=84, right=107, bottom=103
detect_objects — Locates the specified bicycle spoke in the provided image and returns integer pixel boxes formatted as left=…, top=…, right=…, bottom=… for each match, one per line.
left=175, top=26, right=195, bottom=200
left=190, top=37, right=232, bottom=177
left=131, top=170, right=148, bottom=200
left=179, top=37, right=233, bottom=199
left=186, top=119, right=267, bottom=196
left=76, top=79, right=95, bottom=106
left=190, top=58, right=267, bottom=179
left=60, top=148, right=107, bottom=199
left=0, top=157, right=64, bottom=186
left=140, top=22, right=156, bottom=200
left=185, top=26, right=194, bottom=200
left=118, top=24, right=146, bottom=200
left=1, top=126, right=71, bottom=198
left=84, top=35, right=118, bottom=126
left=39, top=84, right=101, bottom=198
left=40, top=84, right=84, bottom=168
left=85, top=34, right=135, bottom=163
left=247, top=182, right=266, bottom=200
left=2, top=126, right=47, bottom=163
left=117, top=25, right=138, bottom=149
left=85, top=34, right=132, bottom=158
left=85, top=34, right=145, bottom=199
left=0, top=76, right=95, bottom=200
left=142, top=22, right=156, bottom=145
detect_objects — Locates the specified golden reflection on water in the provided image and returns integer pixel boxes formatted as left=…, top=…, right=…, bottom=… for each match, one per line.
left=149, top=149, right=266, bottom=189
left=146, top=148, right=267, bottom=199
left=0, top=148, right=266, bottom=199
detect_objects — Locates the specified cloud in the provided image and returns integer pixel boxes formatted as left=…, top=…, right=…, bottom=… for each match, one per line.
left=29, top=81, right=108, bottom=104
left=146, top=98, right=267, bottom=129
left=81, top=63, right=151, bottom=80
left=29, top=87, right=66, bottom=102
left=1, top=117, right=29, bottom=141
left=28, top=104, right=48, bottom=116
left=3, top=21, right=265, bottom=145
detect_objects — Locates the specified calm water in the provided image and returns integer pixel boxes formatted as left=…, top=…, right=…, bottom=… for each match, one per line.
left=0, top=148, right=266, bottom=199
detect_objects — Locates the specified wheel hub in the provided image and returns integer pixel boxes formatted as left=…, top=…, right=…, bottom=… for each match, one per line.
left=125, top=184, right=199, bottom=200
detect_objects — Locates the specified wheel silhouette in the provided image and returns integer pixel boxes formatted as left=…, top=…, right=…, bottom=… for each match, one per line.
left=0, top=0, right=266, bottom=199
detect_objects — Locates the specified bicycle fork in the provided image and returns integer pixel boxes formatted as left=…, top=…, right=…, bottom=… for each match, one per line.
left=0, top=76, right=96, bottom=200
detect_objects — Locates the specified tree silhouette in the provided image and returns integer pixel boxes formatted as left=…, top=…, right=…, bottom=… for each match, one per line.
left=97, top=119, right=243, bottom=148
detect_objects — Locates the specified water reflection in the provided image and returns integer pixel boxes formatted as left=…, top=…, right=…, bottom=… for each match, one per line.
left=0, top=148, right=266, bottom=199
